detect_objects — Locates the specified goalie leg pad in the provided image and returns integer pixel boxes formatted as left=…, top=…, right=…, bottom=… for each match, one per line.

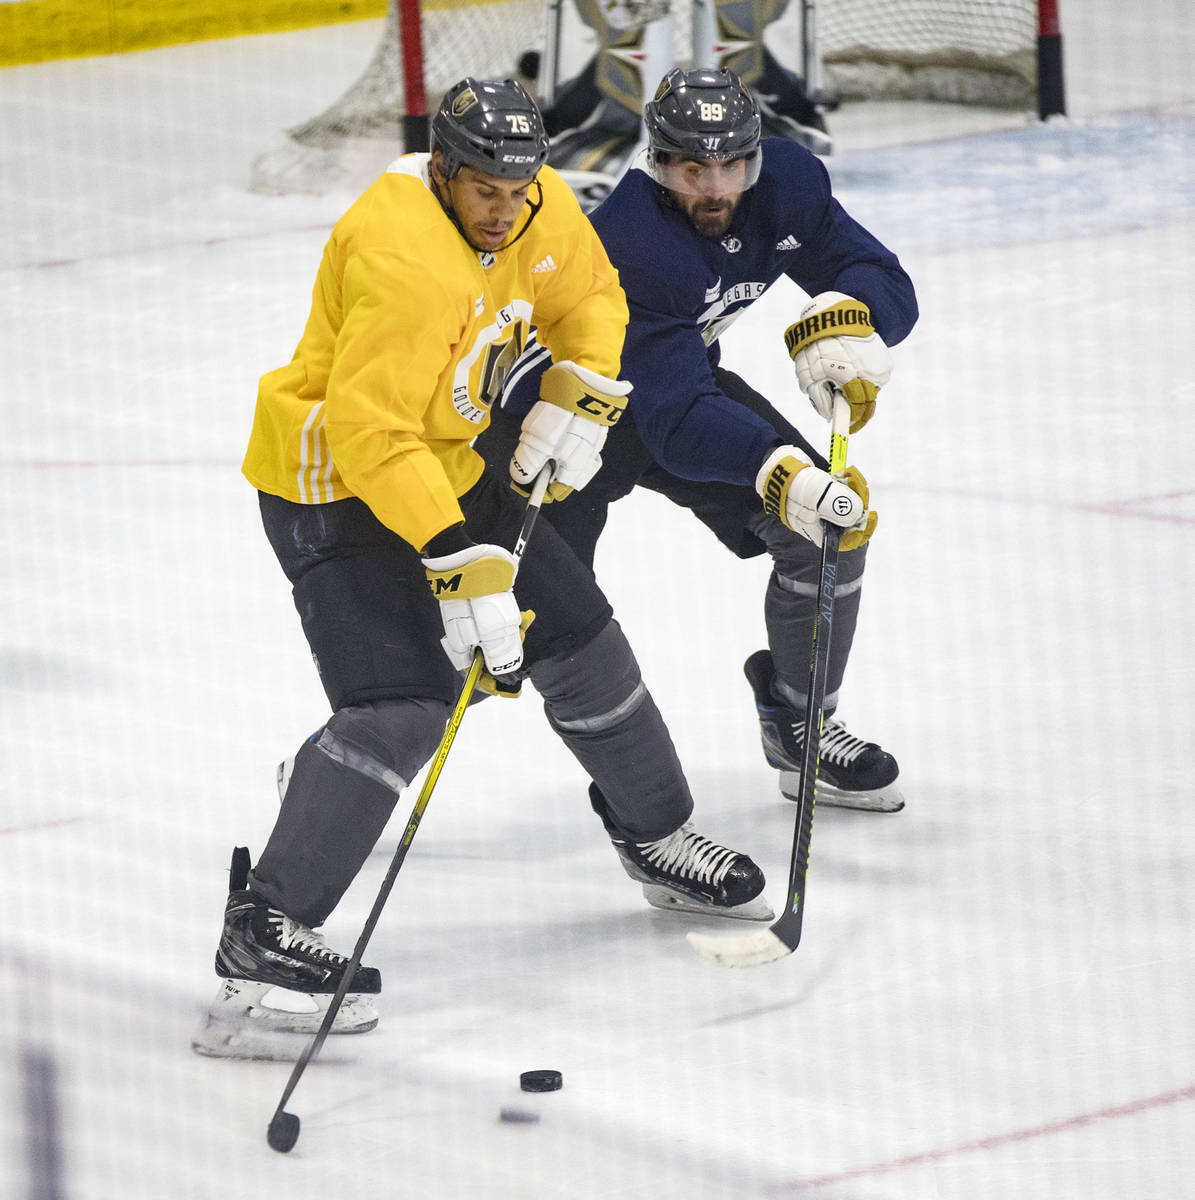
left=251, top=697, right=448, bottom=927
left=531, top=619, right=694, bottom=842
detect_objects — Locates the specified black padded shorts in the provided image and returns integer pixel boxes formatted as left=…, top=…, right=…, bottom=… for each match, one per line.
left=259, top=469, right=614, bottom=711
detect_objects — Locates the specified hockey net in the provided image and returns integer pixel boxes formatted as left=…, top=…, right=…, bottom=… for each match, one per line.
left=818, top=1, right=1039, bottom=107
left=250, top=0, right=545, bottom=194
left=250, top=0, right=1051, bottom=194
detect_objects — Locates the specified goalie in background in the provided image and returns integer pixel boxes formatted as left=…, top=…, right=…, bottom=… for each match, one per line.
left=534, top=0, right=832, bottom=181
left=195, top=77, right=775, bottom=1059
left=478, top=67, right=916, bottom=815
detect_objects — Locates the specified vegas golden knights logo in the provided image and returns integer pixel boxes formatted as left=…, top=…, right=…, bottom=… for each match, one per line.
left=451, top=88, right=478, bottom=118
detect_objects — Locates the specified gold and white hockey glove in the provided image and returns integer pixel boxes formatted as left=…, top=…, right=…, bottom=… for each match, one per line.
left=423, top=544, right=529, bottom=679
left=784, top=291, right=892, bottom=433
left=511, top=360, right=631, bottom=502
left=756, top=446, right=877, bottom=551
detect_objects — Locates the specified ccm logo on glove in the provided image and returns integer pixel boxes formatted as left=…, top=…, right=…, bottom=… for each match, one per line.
left=510, top=360, right=632, bottom=503
left=425, top=555, right=514, bottom=599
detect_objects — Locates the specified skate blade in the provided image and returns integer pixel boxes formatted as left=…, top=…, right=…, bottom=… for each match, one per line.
left=641, top=883, right=774, bottom=922
left=191, top=1014, right=311, bottom=1061
left=190, top=979, right=378, bottom=1058
left=780, top=771, right=906, bottom=813
left=189, top=1013, right=369, bottom=1062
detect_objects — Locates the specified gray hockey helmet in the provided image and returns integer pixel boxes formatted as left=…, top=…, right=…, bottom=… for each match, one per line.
left=432, top=78, right=550, bottom=180
left=644, top=67, right=763, bottom=190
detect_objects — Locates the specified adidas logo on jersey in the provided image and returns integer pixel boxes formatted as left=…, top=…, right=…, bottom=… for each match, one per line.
left=531, top=254, right=557, bottom=274
left=776, top=235, right=803, bottom=251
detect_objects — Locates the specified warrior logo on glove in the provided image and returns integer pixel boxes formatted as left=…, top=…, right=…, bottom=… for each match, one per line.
left=783, top=301, right=874, bottom=348
left=784, top=292, right=893, bottom=434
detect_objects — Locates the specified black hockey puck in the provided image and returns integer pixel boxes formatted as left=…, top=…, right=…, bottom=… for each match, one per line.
left=267, top=1110, right=301, bottom=1153
left=519, top=1069, right=563, bottom=1093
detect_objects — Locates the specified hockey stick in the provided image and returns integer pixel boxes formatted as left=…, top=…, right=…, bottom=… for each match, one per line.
left=687, top=393, right=851, bottom=968
left=267, top=463, right=553, bottom=1153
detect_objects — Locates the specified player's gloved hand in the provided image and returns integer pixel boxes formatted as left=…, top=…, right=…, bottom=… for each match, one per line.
left=510, top=360, right=631, bottom=502
left=756, top=446, right=878, bottom=551
left=472, top=609, right=536, bottom=699
left=422, top=544, right=529, bottom=679
left=784, top=291, right=892, bottom=433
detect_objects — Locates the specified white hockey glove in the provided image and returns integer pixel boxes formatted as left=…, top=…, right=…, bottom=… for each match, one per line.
left=423, top=545, right=530, bottom=680
left=784, top=292, right=893, bottom=433
left=756, top=446, right=877, bottom=551
left=510, top=360, right=631, bottom=502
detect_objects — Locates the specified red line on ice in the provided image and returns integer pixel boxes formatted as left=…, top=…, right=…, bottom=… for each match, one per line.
left=775, top=1084, right=1195, bottom=1193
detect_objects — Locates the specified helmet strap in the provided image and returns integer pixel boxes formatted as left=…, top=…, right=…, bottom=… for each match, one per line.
left=428, top=157, right=545, bottom=255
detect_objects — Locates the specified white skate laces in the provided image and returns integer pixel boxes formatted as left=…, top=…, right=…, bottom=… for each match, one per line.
left=816, top=719, right=869, bottom=765
left=635, top=823, right=739, bottom=885
left=268, top=911, right=348, bottom=965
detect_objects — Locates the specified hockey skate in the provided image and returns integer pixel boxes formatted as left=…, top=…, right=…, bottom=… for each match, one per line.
left=745, top=650, right=905, bottom=813
left=593, top=786, right=773, bottom=921
left=192, top=847, right=381, bottom=1060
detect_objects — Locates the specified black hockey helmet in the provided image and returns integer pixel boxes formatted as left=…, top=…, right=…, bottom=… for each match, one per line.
left=644, top=67, right=763, bottom=193
left=432, top=78, right=550, bottom=181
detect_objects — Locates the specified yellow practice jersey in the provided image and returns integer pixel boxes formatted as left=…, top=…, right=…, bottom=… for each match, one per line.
left=242, top=156, right=628, bottom=550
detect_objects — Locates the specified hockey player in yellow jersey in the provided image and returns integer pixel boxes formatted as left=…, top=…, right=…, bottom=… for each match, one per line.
left=195, top=80, right=771, bottom=1056
left=242, top=103, right=628, bottom=546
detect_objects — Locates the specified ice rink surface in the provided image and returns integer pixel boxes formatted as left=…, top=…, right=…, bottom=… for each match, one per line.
left=2, top=3, right=1193, bottom=1196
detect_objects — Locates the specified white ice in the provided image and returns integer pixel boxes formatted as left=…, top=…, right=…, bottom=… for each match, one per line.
left=2, top=3, right=1193, bottom=1197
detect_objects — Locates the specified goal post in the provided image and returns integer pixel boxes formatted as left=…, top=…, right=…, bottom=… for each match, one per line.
left=1036, top=0, right=1065, bottom=119
left=397, top=0, right=429, bottom=151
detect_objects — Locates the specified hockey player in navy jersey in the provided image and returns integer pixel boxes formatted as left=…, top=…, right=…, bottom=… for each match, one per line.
left=477, top=67, right=918, bottom=813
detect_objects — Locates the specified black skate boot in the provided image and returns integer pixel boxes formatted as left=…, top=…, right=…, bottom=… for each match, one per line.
left=214, top=847, right=381, bottom=995
left=592, top=786, right=773, bottom=921
left=745, top=649, right=905, bottom=813
left=193, top=848, right=379, bottom=1060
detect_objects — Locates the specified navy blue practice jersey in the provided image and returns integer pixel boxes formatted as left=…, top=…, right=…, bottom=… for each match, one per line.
left=499, top=138, right=918, bottom=489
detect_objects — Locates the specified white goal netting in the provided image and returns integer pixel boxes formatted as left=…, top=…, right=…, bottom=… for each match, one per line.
left=250, top=0, right=1042, bottom=193
left=820, top=0, right=1037, bottom=106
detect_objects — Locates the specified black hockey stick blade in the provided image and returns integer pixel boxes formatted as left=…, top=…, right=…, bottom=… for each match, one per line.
left=267, top=1109, right=301, bottom=1154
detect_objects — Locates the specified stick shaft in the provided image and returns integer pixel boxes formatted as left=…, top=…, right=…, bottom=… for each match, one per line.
left=773, top=393, right=851, bottom=951
left=268, top=465, right=552, bottom=1127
